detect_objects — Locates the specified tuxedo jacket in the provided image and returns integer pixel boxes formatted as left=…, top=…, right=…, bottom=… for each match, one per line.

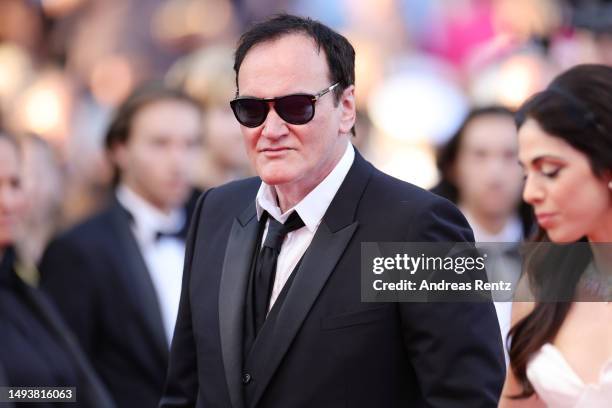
left=39, top=193, right=198, bottom=408
left=161, top=152, right=506, bottom=408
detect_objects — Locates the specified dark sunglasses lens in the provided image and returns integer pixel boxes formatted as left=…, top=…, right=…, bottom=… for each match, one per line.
left=275, top=95, right=314, bottom=124
left=231, top=99, right=268, bottom=127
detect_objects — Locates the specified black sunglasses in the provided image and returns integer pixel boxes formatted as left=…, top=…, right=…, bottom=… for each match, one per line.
left=230, top=83, right=340, bottom=128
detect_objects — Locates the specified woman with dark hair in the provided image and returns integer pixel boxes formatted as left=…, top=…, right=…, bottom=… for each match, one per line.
left=500, top=64, right=612, bottom=407
left=0, top=132, right=115, bottom=407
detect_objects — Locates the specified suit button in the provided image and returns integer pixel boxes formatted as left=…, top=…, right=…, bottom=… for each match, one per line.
left=242, top=373, right=252, bottom=385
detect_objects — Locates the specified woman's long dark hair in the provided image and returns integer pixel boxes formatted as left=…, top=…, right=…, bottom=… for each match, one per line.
left=508, top=64, right=612, bottom=398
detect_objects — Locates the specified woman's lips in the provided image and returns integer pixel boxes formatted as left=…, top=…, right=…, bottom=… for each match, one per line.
left=536, top=213, right=557, bottom=228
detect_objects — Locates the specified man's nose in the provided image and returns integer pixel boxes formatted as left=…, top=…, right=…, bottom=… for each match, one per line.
left=169, top=143, right=196, bottom=168
left=0, top=187, right=19, bottom=213
left=261, top=105, right=289, bottom=140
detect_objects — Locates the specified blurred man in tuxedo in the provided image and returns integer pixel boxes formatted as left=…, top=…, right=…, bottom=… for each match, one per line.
left=40, top=83, right=202, bottom=408
left=161, top=14, right=505, bottom=408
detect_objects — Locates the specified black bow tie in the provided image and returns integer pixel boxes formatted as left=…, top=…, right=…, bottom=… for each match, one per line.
left=120, top=205, right=187, bottom=242
left=155, top=230, right=184, bottom=242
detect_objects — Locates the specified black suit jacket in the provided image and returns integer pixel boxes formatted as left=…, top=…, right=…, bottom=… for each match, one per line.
left=0, top=248, right=115, bottom=408
left=0, top=363, right=12, bottom=408
left=39, top=193, right=199, bottom=408
left=161, top=152, right=505, bottom=407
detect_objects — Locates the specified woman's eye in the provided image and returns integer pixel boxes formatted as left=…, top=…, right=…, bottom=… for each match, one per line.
left=541, top=167, right=561, bottom=178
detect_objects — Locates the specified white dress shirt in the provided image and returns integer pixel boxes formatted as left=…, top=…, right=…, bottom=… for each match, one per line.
left=460, top=207, right=524, bottom=367
left=255, top=141, right=355, bottom=310
left=116, top=184, right=186, bottom=344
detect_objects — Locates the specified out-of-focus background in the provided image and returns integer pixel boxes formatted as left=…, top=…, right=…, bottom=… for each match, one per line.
left=1, top=0, right=610, bottom=229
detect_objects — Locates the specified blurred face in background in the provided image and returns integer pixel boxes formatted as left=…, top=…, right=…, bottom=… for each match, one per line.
left=20, top=136, right=63, bottom=223
left=519, top=118, right=612, bottom=243
left=112, top=98, right=202, bottom=213
left=454, top=113, right=524, bottom=220
left=205, top=106, right=249, bottom=170
left=0, top=138, right=25, bottom=248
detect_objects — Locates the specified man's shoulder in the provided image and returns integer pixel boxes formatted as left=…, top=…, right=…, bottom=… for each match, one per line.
left=367, top=166, right=454, bottom=213
left=360, top=166, right=472, bottom=241
left=47, top=204, right=119, bottom=252
left=201, top=177, right=261, bottom=210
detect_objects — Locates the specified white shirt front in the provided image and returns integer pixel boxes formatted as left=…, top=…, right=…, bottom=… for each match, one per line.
left=460, top=208, right=523, bottom=244
left=116, top=184, right=185, bottom=344
left=460, top=207, right=524, bottom=367
left=255, top=141, right=355, bottom=310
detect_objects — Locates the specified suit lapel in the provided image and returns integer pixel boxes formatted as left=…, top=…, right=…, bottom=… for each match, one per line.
left=249, top=150, right=373, bottom=407
left=108, top=200, right=169, bottom=360
left=218, top=202, right=259, bottom=408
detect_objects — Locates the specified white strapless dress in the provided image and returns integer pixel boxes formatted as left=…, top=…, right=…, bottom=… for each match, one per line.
left=526, top=344, right=612, bottom=407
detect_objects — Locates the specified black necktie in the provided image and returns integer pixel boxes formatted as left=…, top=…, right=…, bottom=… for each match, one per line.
left=254, top=211, right=305, bottom=333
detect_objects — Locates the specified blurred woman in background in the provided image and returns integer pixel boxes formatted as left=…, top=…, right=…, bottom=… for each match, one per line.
left=500, top=64, right=612, bottom=407
left=0, top=131, right=114, bottom=408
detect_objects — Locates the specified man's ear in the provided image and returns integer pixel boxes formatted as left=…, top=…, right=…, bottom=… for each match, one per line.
left=447, top=162, right=458, bottom=186
left=108, top=142, right=128, bottom=172
left=605, top=169, right=612, bottom=190
left=338, top=85, right=356, bottom=136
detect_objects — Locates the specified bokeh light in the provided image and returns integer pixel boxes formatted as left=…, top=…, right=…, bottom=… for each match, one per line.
left=368, top=57, right=467, bottom=144
left=151, top=0, right=234, bottom=44
left=375, top=144, right=438, bottom=189
left=0, top=43, right=33, bottom=105
left=470, top=51, right=550, bottom=108
left=13, top=70, right=72, bottom=143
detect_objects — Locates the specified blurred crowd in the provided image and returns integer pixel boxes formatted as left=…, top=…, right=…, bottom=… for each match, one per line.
left=2, top=0, right=612, bottom=259
left=2, top=0, right=612, bottom=406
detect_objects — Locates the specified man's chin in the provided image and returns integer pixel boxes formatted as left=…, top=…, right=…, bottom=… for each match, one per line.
left=257, top=166, right=298, bottom=186
left=154, top=193, right=190, bottom=212
left=259, top=175, right=294, bottom=186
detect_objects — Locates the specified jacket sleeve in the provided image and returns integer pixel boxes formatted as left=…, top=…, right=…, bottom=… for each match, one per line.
left=159, top=190, right=208, bottom=408
left=399, top=196, right=506, bottom=407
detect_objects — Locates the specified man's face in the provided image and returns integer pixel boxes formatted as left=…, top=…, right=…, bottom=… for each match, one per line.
left=0, top=139, right=24, bottom=247
left=236, top=33, right=355, bottom=190
left=113, top=99, right=201, bottom=212
left=454, top=114, right=524, bottom=219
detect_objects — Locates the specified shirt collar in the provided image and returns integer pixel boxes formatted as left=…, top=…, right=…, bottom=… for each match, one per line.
left=460, top=206, right=523, bottom=243
left=116, top=184, right=185, bottom=244
left=255, top=141, right=355, bottom=233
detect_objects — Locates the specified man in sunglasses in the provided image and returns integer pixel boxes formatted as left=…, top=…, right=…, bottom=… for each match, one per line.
left=161, top=14, right=505, bottom=408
